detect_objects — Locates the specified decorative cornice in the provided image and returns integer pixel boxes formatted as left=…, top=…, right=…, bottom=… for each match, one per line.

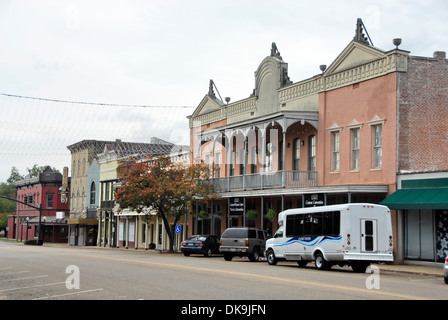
left=190, top=49, right=408, bottom=128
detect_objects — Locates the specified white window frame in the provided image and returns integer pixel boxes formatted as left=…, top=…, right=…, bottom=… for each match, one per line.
left=347, top=120, right=363, bottom=172
left=367, top=115, right=386, bottom=170
left=327, top=123, right=342, bottom=173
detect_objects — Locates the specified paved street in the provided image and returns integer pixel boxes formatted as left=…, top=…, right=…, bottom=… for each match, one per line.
left=0, top=240, right=446, bottom=305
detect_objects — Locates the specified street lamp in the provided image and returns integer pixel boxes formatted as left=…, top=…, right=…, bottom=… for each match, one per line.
left=26, top=217, right=29, bottom=241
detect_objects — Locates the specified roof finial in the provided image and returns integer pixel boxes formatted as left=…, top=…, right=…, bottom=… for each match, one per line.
left=270, top=42, right=282, bottom=59
left=354, top=18, right=373, bottom=46
left=209, top=79, right=219, bottom=99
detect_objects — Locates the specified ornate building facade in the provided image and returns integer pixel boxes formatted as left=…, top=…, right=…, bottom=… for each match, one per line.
left=188, top=19, right=448, bottom=263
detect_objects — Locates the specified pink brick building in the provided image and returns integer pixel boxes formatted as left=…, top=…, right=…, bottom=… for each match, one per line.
left=188, top=19, right=448, bottom=263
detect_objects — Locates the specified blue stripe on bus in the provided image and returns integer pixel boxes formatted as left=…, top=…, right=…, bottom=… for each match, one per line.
left=273, top=235, right=342, bottom=247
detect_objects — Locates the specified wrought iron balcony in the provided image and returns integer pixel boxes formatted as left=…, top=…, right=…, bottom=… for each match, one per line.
left=211, top=170, right=318, bottom=192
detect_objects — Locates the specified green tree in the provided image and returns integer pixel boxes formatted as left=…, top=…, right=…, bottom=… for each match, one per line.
left=115, top=156, right=214, bottom=252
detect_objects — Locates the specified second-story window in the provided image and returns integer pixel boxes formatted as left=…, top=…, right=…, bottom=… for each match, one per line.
left=46, top=192, right=54, bottom=208
left=308, top=135, right=316, bottom=173
left=293, top=138, right=300, bottom=171
left=250, top=147, right=257, bottom=174
left=229, top=150, right=235, bottom=176
left=372, top=125, right=382, bottom=168
left=105, top=182, right=110, bottom=201
left=90, top=181, right=96, bottom=205
left=215, top=153, right=221, bottom=178
left=351, top=128, right=360, bottom=170
left=331, top=131, right=340, bottom=172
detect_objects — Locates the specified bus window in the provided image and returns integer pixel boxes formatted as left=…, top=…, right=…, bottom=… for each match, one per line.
left=274, top=225, right=284, bottom=238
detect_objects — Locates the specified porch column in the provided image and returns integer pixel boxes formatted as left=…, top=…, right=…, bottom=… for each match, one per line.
left=261, top=196, right=264, bottom=231
left=135, top=215, right=139, bottom=249
left=98, top=211, right=102, bottom=247
left=125, top=216, right=129, bottom=249
left=108, top=212, right=113, bottom=247
left=243, top=136, right=248, bottom=190
left=145, top=220, right=149, bottom=250
left=282, top=131, right=286, bottom=188
left=261, top=133, right=266, bottom=189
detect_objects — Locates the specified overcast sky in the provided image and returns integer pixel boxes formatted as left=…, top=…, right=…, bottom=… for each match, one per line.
left=0, top=0, right=447, bottom=182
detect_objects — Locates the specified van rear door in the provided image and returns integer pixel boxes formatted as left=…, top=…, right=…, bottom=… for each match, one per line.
left=361, top=219, right=377, bottom=252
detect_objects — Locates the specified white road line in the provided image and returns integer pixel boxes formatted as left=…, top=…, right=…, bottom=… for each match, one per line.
left=0, top=281, right=66, bottom=293
left=3, top=270, right=29, bottom=275
left=32, top=288, right=104, bottom=300
left=0, top=267, right=14, bottom=271
left=0, top=275, right=48, bottom=282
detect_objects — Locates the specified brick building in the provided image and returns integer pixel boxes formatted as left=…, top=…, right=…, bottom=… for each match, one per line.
left=8, top=166, right=70, bottom=243
left=382, top=50, right=448, bottom=262
left=189, top=19, right=448, bottom=263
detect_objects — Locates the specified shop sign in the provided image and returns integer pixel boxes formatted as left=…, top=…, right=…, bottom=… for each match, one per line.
left=304, top=194, right=324, bottom=207
left=229, top=197, right=245, bottom=215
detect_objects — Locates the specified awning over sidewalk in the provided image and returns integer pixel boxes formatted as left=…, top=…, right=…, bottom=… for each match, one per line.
left=380, top=187, right=448, bottom=210
left=67, top=218, right=98, bottom=225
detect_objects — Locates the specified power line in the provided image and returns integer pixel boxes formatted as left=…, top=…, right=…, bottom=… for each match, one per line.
left=0, top=93, right=195, bottom=109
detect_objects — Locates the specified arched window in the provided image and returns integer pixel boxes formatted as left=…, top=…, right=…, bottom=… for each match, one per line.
left=90, top=181, right=96, bottom=205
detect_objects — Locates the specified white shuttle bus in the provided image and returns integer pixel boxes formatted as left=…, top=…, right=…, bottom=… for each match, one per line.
left=265, top=203, right=394, bottom=272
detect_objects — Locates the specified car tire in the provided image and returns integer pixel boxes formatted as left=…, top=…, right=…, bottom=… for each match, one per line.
left=183, top=252, right=190, bottom=256
left=444, top=276, right=448, bottom=285
left=204, top=248, right=212, bottom=257
left=249, top=249, right=260, bottom=262
left=224, top=253, right=233, bottom=261
left=266, top=250, right=277, bottom=266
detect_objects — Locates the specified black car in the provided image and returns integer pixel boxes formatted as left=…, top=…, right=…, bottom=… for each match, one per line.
left=181, top=235, right=220, bottom=257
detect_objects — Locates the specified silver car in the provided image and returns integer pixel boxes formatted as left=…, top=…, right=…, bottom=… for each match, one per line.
left=444, top=257, right=448, bottom=284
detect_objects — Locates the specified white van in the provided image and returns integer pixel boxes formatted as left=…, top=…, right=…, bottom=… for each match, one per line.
left=265, top=203, right=394, bottom=272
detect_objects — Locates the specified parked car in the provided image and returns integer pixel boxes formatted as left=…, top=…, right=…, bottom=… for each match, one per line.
left=181, top=235, right=220, bottom=257
left=220, top=227, right=267, bottom=262
left=444, top=256, right=448, bottom=284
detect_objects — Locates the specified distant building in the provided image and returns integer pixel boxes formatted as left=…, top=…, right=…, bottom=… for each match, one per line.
left=8, top=166, right=70, bottom=243
left=67, top=138, right=181, bottom=247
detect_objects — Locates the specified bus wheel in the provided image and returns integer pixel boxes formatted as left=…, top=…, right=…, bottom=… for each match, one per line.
left=266, top=250, right=278, bottom=265
left=315, top=253, right=330, bottom=270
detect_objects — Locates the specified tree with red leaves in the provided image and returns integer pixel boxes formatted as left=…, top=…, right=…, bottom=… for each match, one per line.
left=115, top=155, right=214, bottom=252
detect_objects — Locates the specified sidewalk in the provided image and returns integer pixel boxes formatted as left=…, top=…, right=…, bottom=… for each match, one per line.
left=375, top=261, right=444, bottom=277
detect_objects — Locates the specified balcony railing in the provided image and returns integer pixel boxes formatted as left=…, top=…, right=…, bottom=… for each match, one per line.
left=211, top=170, right=318, bottom=192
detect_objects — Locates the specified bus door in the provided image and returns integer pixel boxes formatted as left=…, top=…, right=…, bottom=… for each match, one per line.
left=361, top=219, right=377, bottom=252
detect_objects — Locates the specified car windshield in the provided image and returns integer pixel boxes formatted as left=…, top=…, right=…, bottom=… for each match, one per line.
left=187, top=235, right=207, bottom=241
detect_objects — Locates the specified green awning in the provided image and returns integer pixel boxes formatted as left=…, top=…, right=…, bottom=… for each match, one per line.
left=380, top=188, right=448, bottom=210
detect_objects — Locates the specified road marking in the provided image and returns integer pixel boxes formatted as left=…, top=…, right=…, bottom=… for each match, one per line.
left=0, top=275, right=48, bottom=282
left=3, top=270, right=29, bottom=275
left=32, top=288, right=103, bottom=300
left=0, top=281, right=66, bottom=293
